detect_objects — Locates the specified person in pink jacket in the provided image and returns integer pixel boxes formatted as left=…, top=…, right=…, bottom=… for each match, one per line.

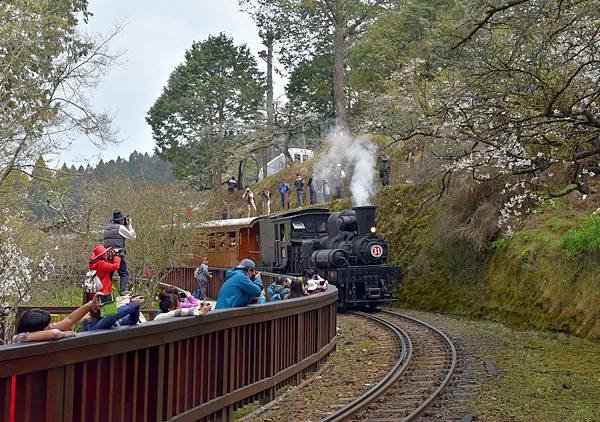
left=156, top=292, right=211, bottom=320
left=161, top=286, right=199, bottom=309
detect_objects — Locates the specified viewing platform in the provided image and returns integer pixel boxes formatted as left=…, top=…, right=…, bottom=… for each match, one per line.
left=0, top=269, right=337, bottom=422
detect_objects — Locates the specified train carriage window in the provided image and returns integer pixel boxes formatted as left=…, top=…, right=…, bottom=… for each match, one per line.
left=292, top=221, right=305, bottom=230
left=318, top=219, right=327, bottom=233
left=228, top=231, right=237, bottom=248
left=278, top=223, right=290, bottom=241
left=217, top=232, right=227, bottom=248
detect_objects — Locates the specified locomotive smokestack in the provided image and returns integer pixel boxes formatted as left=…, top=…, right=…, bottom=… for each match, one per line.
left=353, top=206, right=377, bottom=236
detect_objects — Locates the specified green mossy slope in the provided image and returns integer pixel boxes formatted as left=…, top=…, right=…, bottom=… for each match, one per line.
left=380, top=182, right=600, bottom=340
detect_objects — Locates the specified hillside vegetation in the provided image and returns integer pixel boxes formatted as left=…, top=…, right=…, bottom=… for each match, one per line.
left=378, top=177, right=600, bottom=340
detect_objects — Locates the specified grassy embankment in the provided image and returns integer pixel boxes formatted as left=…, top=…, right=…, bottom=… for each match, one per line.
left=379, top=182, right=600, bottom=340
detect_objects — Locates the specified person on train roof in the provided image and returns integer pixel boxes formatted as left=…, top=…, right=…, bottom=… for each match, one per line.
left=215, top=259, right=263, bottom=309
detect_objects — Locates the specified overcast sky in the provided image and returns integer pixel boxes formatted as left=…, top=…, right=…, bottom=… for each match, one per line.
left=55, top=0, right=280, bottom=167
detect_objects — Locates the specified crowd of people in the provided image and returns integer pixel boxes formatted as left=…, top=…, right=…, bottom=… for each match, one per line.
left=274, top=170, right=343, bottom=211
left=12, top=249, right=329, bottom=344
left=217, top=148, right=394, bottom=220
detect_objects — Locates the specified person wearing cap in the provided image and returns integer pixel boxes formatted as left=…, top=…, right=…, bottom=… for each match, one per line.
left=88, top=244, right=121, bottom=295
left=103, top=209, right=136, bottom=295
left=215, top=259, right=263, bottom=309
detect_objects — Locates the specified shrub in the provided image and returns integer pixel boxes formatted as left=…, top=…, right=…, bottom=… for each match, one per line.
left=561, top=216, right=600, bottom=258
left=491, top=237, right=509, bottom=251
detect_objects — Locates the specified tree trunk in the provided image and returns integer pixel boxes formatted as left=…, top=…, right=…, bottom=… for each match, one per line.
left=333, top=23, right=348, bottom=130
left=262, top=33, right=275, bottom=179
left=237, top=159, right=245, bottom=188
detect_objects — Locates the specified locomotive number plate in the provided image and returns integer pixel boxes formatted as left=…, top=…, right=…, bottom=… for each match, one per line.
left=370, top=244, right=383, bottom=258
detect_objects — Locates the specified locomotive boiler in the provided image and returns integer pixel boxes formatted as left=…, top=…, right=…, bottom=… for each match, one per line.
left=259, top=206, right=402, bottom=308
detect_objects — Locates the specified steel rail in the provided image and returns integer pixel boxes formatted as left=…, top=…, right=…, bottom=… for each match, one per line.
left=381, top=309, right=458, bottom=421
left=321, top=311, right=413, bottom=422
left=321, top=310, right=458, bottom=422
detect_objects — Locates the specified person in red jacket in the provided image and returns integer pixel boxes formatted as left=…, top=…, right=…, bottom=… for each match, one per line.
left=89, top=244, right=121, bottom=294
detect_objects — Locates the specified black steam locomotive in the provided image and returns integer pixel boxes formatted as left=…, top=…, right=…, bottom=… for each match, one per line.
left=259, top=206, right=402, bottom=309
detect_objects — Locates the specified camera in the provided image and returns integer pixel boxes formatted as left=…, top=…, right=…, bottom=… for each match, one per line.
left=112, top=248, right=125, bottom=258
left=105, top=248, right=116, bottom=261
left=98, top=293, right=115, bottom=305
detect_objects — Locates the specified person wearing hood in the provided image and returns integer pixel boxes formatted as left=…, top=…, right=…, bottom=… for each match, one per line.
left=88, top=244, right=121, bottom=294
left=215, top=259, right=263, bottom=309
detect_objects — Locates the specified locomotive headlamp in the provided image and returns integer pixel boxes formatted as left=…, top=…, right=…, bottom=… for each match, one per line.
left=370, top=226, right=377, bottom=233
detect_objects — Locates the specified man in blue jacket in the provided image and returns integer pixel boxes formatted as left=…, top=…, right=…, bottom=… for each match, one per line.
left=215, top=259, right=263, bottom=309
left=278, top=180, right=290, bottom=210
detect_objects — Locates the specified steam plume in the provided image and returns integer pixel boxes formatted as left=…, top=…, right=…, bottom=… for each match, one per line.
left=313, top=128, right=378, bottom=206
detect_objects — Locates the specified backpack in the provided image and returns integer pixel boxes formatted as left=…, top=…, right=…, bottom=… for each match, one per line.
left=83, top=270, right=103, bottom=293
left=194, top=267, right=200, bottom=279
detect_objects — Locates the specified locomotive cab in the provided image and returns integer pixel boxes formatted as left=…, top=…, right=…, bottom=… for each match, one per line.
left=258, top=208, right=330, bottom=274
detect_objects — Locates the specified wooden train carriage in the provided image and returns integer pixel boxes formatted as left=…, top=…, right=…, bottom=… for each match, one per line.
left=179, top=217, right=263, bottom=268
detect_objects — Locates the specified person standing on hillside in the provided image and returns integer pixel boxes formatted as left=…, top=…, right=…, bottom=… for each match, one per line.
left=294, top=173, right=305, bottom=207
left=261, top=188, right=271, bottom=214
left=226, top=176, right=237, bottom=193
left=278, top=179, right=290, bottom=210
left=103, top=210, right=136, bottom=295
left=308, top=177, right=318, bottom=204
left=333, top=164, right=345, bottom=199
left=242, top=187, right=257, bottom=217
left=377, top=148, right=391, bottom=186
left=322, top=179, right=331, bottom=202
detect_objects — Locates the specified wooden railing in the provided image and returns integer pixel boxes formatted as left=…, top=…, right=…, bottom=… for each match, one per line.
left=0, top=272, right=337, bottom=422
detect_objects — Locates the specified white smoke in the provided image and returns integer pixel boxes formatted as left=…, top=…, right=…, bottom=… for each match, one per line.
left=313, top=128, right=378, bottom=206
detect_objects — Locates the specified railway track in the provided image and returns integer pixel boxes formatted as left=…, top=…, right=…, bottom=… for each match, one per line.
left=322, top=309, right=457, bottom=421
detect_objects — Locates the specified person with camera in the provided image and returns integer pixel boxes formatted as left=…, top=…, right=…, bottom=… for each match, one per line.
left=82, top=293, right=145, bottom=331
left=242, top=186, right=257, bottom=217
left=88, top=244, right=121, bottom=295
left=103, top=209, right=136, bottom=295
left=215, top=259, right=262, bottom=309
left=12, top=295, right=101, bottom=343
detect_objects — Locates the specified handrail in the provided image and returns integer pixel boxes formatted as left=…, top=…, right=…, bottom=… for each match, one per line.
left=0, top=278, right=337, bottom=422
